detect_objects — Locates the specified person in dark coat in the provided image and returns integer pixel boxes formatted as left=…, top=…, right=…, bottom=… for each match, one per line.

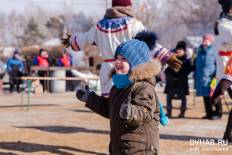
left=194, top=34, right=218, bottom=119
left=6, top=50, right=24, bottom=93
left=164, top=41, right=192, bottom=118
left=76, top=38, right=161, bottom=154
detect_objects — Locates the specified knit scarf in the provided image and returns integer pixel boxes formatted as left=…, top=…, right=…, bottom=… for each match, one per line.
left=112, top=74, right=133, bottom=89
left=104, top=6, right=134, bottom=18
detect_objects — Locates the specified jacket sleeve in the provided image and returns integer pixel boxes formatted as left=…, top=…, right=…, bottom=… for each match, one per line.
left=56, top=59, right=63, bottom=67
left=69, top=26, right=97, bottom=51
left=218, top=21, right=232, bottom=43
left=183, top=60, right=193, bottom=76
left=69, top=55, right=73, bottom=66
left=33, top=57, right=38, bottom=65
left=85, top=91, right=110, bottom=119
left=6, top=59, right=12, bottom=72
left=124, top=84, right=156, bottom=127
left=151, top=43, right=174, bottom=64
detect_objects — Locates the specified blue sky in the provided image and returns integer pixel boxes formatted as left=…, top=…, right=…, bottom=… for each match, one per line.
left=0, top=0, right=110, bottom=16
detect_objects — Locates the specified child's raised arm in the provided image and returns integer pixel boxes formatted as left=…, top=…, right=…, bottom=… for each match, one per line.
left=76, top=87, right=110, bottom=119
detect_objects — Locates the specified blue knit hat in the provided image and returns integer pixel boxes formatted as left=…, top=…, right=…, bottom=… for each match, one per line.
left=115, top=39, right=150, bottom=69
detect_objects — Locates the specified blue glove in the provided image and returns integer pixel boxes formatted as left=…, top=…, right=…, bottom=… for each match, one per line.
left=159, top=101, right=169, bottom=126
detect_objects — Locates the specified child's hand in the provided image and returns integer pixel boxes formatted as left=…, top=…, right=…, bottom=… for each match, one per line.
left=76, top=85, right=90, bottom=103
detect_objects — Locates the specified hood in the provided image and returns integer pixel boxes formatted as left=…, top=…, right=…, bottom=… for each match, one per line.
left=130, top=59, right=161, bottom=81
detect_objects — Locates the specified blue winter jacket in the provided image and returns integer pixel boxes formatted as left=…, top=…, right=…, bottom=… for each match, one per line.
left=7, top=57, right=24, bottom=72
left=194, top=45, right=216, bottom=96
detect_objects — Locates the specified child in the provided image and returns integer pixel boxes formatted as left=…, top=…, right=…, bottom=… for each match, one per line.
left=76, top=38, right=161, bottom=154
left=164, top=41, right=192, bottom=118
left=194, top=33, right=217, bottom=119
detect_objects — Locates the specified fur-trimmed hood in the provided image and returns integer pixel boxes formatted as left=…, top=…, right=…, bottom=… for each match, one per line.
left=110, top=59, right=161, bottom=84
left=130, top=59, right=161, bottom=81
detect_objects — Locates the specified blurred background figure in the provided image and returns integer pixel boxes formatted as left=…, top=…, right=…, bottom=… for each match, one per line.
left=164, top=41, right=192, bottom=118
left=57, top=48, right=72, bottom=67
left=6, top=50, right=24, bottom=93
left=0, top=60, right=6, bottom=93
left=57, top=48, right=76, bottom=91
left=33, top=49, right=50, bottom=67
left=194, top=33, right=219, bottom=120
left=33, top=49, right=50, bottom=92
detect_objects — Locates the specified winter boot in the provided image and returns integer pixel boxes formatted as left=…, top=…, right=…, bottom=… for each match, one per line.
left=178, top=108, right=186, bottom=118
left=215, top=101, right=223, bottom=118
left=9, top=84, right=14, bottom=93
left=223, top=110, right=232, bottom=144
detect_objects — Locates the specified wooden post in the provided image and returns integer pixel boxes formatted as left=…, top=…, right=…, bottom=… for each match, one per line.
left=27, top=80, right=31, bottom=111
left=0, top=79, right=2, bottom=94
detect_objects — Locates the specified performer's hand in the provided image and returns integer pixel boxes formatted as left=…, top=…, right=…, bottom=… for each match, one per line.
left=167, top=55, right=182, bottom=72
left=62, top=33, right=72, bottom=47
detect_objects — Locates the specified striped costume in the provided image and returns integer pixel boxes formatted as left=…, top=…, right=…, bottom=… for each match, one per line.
left=70, top=16, right=173, bottom=96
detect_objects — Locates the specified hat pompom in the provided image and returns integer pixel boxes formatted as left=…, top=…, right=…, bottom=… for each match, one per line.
left=134, top=31, right=157, bottom=51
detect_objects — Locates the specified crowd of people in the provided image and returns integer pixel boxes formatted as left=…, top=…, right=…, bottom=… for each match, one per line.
left=0, top=48, right=73, bottom=93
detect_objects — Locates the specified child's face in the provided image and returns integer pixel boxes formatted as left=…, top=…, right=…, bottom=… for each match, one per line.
left=115, top=55, right=130, bottom=74
left=41, top=51, right=48, bottom=58
left=202, top=38, right=211, bottom=47
left=175, top=49, right=185, bottom=57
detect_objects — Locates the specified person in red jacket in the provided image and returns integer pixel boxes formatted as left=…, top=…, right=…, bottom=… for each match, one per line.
left=57, top=49, right=75, bottom=91
left=57, top=49, right=72, bottom=67
left=33, top=49, right=50, bottom=92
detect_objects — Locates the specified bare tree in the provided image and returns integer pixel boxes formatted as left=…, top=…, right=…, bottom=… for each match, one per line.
left=15, top=17, right=46, bottom=46
left=46, top=16, right=65, bottom=38
left=134, top=0, right=220, bottom=48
